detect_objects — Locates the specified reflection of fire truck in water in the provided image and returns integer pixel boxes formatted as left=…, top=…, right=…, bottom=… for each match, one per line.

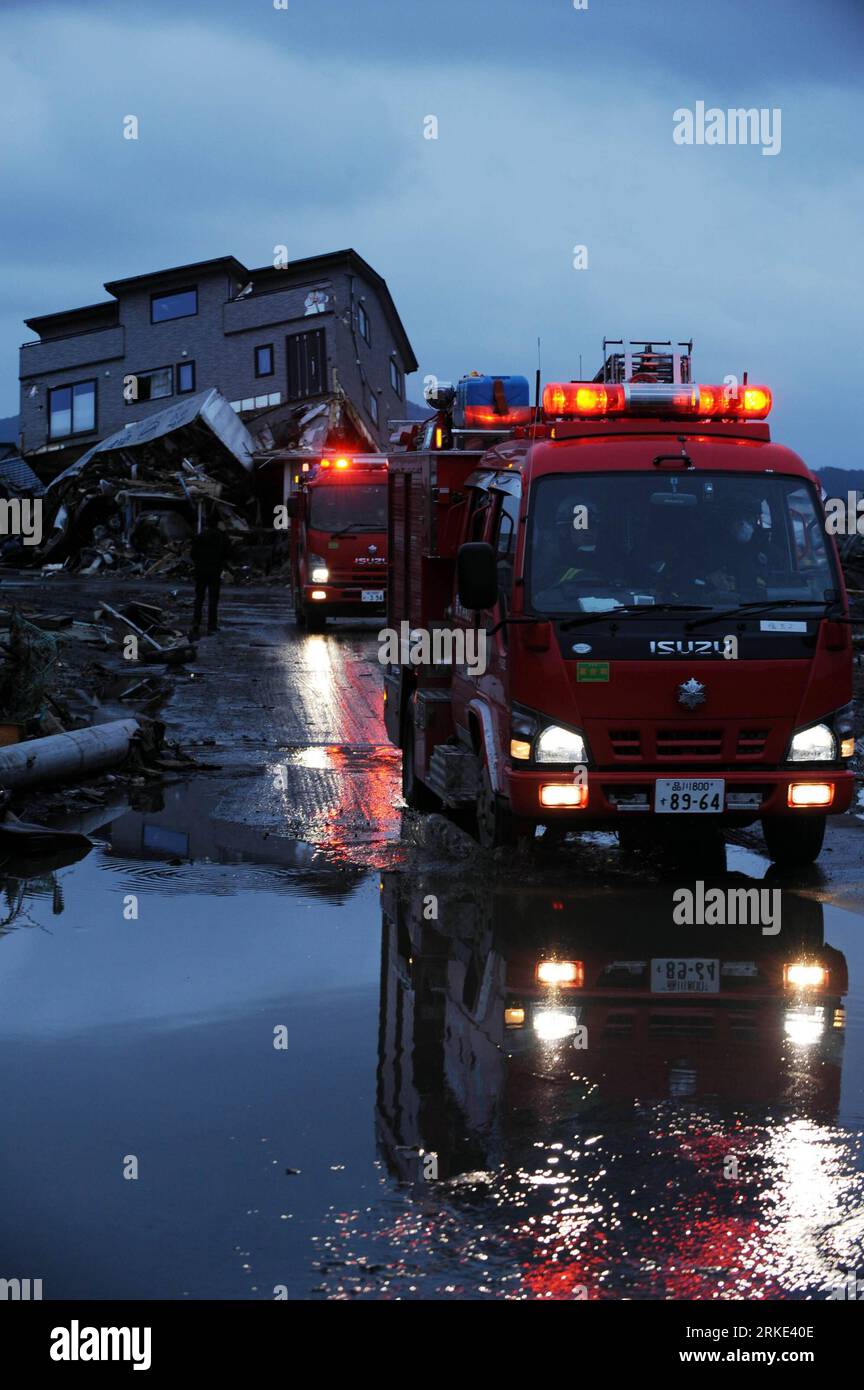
left=376, top=871, right=850, bottom=1298
left=384, top=343, right=856, bottom=863
left=288, top=454, right=388, bottom=630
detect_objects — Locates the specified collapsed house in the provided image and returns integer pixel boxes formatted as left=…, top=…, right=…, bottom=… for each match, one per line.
left=0, top=445, right=44, bottom=499
left=249, top=389, right=383, bottom=513
left=34, top=389, right=259, bottom=577
left=15, top=385, right=395, bottom=578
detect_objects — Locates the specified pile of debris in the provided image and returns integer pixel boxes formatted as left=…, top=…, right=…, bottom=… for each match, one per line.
left=2, top=595, right=197, bottom=732
left=26, top=388, right=278, bottom=580
left=0, top=592, right=202, bottom=822
left=838, top=533, right=864, bottom=623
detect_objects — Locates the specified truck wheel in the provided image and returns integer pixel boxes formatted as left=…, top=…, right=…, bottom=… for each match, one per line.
left=401, top=731, right=439, bottom=811
left=476, top=761, right=529, bottom=850
left=304, top=607, right=326, bottom=633
left=761, top=814, right=826, bottom=866
left=293, top=602, right=306, bottom=628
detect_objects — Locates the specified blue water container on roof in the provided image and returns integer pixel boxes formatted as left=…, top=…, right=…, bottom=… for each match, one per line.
left=453, top=373, right=531, bottom=426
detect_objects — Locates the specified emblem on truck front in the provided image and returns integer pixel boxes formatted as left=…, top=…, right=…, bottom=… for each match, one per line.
left=677, top=677, right=706, bottom=710
left=650, top=639, right=726, bottom=655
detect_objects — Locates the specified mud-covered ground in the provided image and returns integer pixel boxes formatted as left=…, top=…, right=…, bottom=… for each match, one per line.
left=1, top=574, right=864, bottom=1300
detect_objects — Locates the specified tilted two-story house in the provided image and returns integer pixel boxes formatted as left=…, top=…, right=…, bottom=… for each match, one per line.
left=18, top=249, right=418, bottom=476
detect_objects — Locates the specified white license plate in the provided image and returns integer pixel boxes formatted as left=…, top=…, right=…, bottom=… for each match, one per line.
left=361, top=589, right=384, bottom=603
left=651, top=958, right=719, bottom=994
left=655, top=778, right=724, bottom=813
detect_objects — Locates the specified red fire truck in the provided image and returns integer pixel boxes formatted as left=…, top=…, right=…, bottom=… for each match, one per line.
left=383, top=343, right=856, bottom=862
left=288, top=454, right=388, bottom=630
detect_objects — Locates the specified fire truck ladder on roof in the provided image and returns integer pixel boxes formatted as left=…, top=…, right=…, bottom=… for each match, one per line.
left=596, top=338, right=693, bottom=385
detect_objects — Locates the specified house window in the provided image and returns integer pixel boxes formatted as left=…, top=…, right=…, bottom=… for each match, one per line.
left=357, top=302, right=371, bottom=345
left=286, top=328, right=326, bottom=401
left=368, top=390, right=379, bottom=426
left=255, top=344, right=274, bottom=377
left=151, top=287, right=198, bottom=323
left=176, top=361, right=195, bottom=394
left=49, top=379, right=96, bottom=439
left=128, top=367, right=173, bottom=403
left=389, top=358, right=403, bottom=398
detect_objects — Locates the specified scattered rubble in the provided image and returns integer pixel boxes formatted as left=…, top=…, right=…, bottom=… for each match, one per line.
left=0, top=587, right=203, bottom=823
left=15, top=388, right=289, bottom=582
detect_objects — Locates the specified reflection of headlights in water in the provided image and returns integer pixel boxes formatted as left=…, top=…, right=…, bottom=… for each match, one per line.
left=784, top=962, right=827, bottom=989
left=533, top=1007, right=579, bottom=1041
left=536, top=959, right=582, bottom=986
left=291, top=746, right=333, bottom=770
left=784, top=1005, right=825, bottom=1047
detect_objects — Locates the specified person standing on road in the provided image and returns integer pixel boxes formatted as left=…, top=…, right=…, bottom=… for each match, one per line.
left=190, top=519, right=232, bottom=637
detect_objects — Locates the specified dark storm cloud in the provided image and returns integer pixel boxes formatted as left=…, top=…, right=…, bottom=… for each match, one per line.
left=1, top=0, right=862, bottom=473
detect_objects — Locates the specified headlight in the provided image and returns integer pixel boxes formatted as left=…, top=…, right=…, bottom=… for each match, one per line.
left=783, top=1005, right=825, bottom=1047
left=532, top=1007, right=579, bottom=1041
left=309, top=554, right=329, bottom=583
left=536, top=725, right=587, bottom=764
left=787, top=722, right=836, bottom=762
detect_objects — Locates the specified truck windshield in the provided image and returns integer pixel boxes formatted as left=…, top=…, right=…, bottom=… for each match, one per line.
left=308, top=484, right=386, bottom=533
left=527, top=472, right=838, bottom=614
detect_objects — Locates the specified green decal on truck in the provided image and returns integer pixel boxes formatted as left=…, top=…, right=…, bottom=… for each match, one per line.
left=576, top=661, right=610, bottom=682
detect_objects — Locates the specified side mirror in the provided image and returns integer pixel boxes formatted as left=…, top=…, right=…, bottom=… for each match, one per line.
left=457, top=541, right=499, bottom=610
left=285, top=496, right=299, bottom=519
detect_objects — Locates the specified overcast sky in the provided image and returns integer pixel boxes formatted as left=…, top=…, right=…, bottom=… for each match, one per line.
left=1, top=0, right=862, bottom=471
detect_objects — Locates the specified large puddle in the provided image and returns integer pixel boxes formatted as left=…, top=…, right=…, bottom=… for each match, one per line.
left=2, top=784, right=864, bottom=1300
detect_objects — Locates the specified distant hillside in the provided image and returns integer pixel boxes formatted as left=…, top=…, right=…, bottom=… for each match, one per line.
left=817, top=467, right=864, bottom=497
left=0, top=414, right=18, bottom=444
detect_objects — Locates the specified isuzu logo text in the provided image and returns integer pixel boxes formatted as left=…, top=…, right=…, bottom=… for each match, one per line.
left=650, top=637, right=737, bottom=658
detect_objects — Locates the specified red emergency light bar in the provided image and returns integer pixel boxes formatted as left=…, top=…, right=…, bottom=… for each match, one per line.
left=542, top=382, right=772, bottom=421
left=462, top=404, right=534, bottom=428
left=316, top=455, right=388, bottom=471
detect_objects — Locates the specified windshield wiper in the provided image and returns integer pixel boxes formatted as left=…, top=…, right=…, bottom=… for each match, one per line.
left=331, top=522, right=379, bottom=536
left=559, top=603, right=713, bottom=630
left=684, top=597, right=838, bottom=631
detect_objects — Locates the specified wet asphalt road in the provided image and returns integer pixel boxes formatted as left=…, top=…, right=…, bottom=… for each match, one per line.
left=2, top=578, right=864, bottom=1300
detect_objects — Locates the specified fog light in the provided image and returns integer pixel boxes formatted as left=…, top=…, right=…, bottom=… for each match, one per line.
left=784, top=962, right=827, bottom=989
left=310, top=589, right=327, bottom=601
left=840, top=737, right=856, bottom=759
left=504, top=1006, right=525, bottom=1027
left=311, top=566, right=329, bottom=583
left=540, top=783, right=588, bottom=809
left=510, top=738, right=532, bottom=761
left=536, top=959, right=583, bottom=987
left=788, top=782, right=833, bottom=807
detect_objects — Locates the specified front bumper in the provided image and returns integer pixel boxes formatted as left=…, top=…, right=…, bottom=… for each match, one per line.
left=507, top=767, right=854, bottom=823
left=301, top=582, right=386, bottom=617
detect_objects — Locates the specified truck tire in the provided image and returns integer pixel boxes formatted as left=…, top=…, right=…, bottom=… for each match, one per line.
left=293, top=602, right=306, bottom=628
left=476, top=759, right=530, bottom=850
left=761, top=814, right=826, bottom=866
left=401, top=730, right=439, bottom=811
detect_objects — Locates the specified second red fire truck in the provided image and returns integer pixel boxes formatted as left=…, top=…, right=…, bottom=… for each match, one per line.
left=383, top=343, right=856, bottom=863
left=288, top=454, right=388, bottom=630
